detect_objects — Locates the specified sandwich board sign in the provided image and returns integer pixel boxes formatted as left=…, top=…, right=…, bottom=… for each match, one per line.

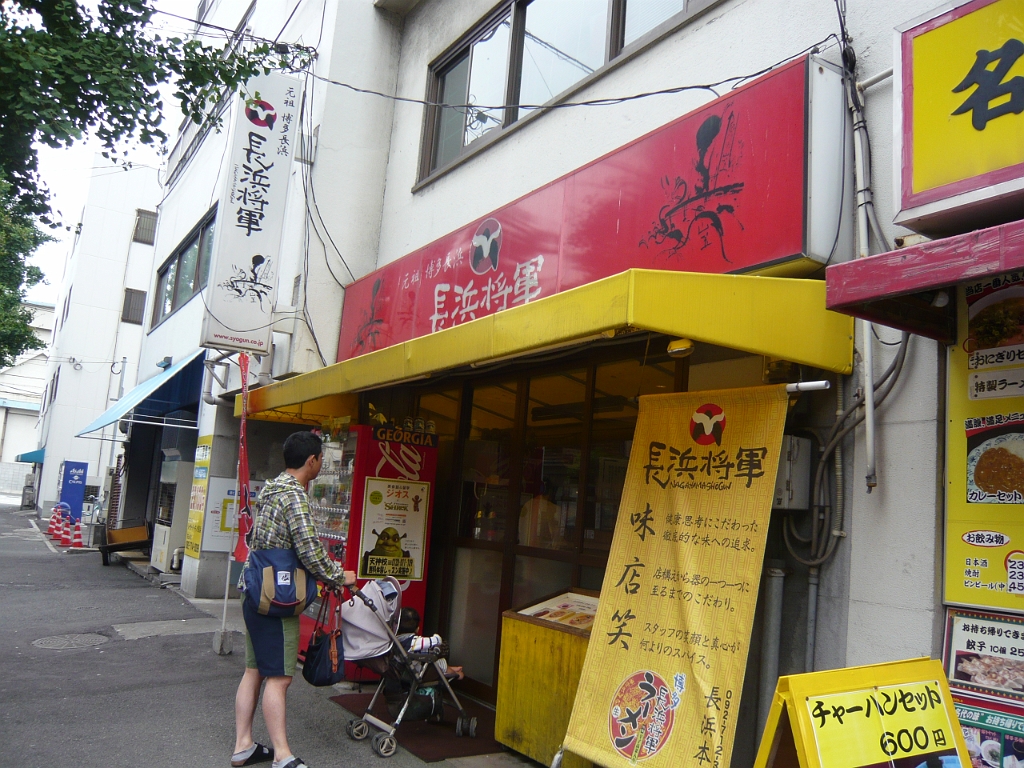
left=754, top=658, right=970, bottom=768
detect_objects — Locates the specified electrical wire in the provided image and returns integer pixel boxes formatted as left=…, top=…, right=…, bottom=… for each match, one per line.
left=308, top=35, right=840, bottom=115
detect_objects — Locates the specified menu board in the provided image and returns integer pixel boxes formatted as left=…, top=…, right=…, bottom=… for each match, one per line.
left=954, top=692, right=1024, bottom=768
left=518, top=592, right=599, bottom=632
left=947, top=277, right=1024, bottom=612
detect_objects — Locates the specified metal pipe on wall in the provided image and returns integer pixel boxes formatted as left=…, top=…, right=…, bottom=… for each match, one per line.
left=758, top=560, right=787, bottom=734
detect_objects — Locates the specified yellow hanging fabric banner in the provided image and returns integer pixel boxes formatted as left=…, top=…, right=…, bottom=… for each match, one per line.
left=565, top=385, right=790, bottom=767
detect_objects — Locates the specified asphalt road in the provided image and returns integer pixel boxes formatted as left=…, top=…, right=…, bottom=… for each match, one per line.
left=0, top=502, right=430, bottom=768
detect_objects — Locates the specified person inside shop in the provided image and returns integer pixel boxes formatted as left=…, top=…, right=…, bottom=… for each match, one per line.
left=232, top=431, right=357, bottom=768
left=518, top=478, right=566, bottom=549
left=396, top=607, right=464, bottom=680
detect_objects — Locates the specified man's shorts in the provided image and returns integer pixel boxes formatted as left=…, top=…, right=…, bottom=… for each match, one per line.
left=241, top=595, right=300, bottom=677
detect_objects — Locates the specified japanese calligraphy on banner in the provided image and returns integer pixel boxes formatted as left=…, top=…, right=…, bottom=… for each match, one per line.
left=754, top=659, right=969, bottom=768
left=564, top=386, right=788, bottom=768
left=897, top=0, right=1024, bottom=231
left=947, top=278, right=1024, bottom=611
left=184, top=435, right=213, bottom=559
left=200, top=72, right=299, bottom=353
left=338, top=58, right=825, bottom=361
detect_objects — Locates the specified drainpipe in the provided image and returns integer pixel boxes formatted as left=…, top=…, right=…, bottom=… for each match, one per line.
left=758, top=560, right=787, bottom=734
left=256, top=346, right=274, bottom=388
left=805, top=566, right=820, bottom=672
left=202, top=352, right=234, bottom=406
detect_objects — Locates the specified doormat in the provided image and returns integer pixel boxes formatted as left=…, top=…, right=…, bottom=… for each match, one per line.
left=329, top=692, right=504, bottom=763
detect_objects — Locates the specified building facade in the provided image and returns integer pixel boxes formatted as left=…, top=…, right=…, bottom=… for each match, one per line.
left=35, top=158, right=160, bottom=515
left=83, top=0, right=1024, bottom=761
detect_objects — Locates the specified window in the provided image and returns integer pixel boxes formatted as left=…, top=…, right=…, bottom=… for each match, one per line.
left=151, top=214, right=216, bottom=326
left=132, top=210, right=158, bottom=245
left=422, top=0, right=720, bottom=177
left=121, top=289, right=147, bottom=325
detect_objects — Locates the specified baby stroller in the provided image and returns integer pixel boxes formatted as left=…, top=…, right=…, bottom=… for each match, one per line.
left=341, top=577, right=478, bottom=758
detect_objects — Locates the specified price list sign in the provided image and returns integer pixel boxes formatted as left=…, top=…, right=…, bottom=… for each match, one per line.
left=754, top=658, right=970, bottom=768
left=565, top=385, right=789, bottom=767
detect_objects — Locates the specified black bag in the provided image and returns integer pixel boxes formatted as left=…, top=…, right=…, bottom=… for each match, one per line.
left=302, top=592, right=344, bottom=687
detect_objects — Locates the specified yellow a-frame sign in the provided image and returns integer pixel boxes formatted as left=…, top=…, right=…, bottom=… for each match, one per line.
left=755, top=658, right=970, bottom=768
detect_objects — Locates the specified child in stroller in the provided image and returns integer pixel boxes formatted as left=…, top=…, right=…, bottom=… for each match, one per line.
left=342, top=579, right=477, bottom=758
left=396, top=607, right=464, bottom=681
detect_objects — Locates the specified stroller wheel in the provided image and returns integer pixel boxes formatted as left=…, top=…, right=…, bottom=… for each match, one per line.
left=468, top=717, right=478, bottom=738
left=347, top=719, right=370, bottom=741
left=372, top=731, right=398, bottom=758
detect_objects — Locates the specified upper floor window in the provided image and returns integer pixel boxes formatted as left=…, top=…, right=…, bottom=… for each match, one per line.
left=132, top=209, right=158, bottom=245
left=421, top=0, right=711, bottom=179
left=151, top=214, right=216, bottom=327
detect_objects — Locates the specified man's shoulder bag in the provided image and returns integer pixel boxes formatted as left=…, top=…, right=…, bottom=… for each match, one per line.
left=242, top=548, right=318, bottom=618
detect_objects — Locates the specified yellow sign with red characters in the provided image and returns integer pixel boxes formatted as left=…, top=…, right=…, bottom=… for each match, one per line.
left=755, top=659, right=970, bottom=768
left=564, top=386, right=789, bottom=768
left=898, top=0, right=1024, bottom=228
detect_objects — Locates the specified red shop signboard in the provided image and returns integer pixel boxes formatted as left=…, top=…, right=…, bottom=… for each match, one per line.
left=339, top=55, right=849, bottom=361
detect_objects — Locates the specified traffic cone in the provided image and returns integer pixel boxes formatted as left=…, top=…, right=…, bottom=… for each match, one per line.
left=50, top=512, right=62, bottom=540
left=72, top=523, right=84, bottom=549
left=46, top=512, right=57, bottom=538
left=60, top=519, right=72, bottom=547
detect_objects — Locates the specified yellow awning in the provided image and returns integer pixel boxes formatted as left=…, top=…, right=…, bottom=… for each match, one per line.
left=239, top=269, right=853, bottom=419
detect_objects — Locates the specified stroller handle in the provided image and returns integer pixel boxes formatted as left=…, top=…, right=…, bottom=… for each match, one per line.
left=347, top=584, right=377, bottom=612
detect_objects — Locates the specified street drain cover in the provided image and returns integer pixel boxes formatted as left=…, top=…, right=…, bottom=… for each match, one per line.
left=32, top=633, right=109, bottom=649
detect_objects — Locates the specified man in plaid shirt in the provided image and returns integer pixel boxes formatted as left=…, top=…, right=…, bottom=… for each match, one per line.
left=232, top=431, right=355, bottom=768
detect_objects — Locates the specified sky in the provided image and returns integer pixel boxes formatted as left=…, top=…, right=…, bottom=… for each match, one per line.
left=23, top=0, right=213, bottom=306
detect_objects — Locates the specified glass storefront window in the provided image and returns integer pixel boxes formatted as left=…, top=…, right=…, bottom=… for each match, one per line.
left=459, top=382, right=518, bottom=541
left=585, top=355, right=676, bottom=551
left=448, top=547, right=503, bottom=686
left=519, top=370, right=586, bottom=550
left=512, top=554, right=574, bottom=608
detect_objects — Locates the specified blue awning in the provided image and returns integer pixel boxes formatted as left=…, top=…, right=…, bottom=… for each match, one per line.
left=16, top=448, right=44, bottom=463
left=76, top=348, right=206, bottom=437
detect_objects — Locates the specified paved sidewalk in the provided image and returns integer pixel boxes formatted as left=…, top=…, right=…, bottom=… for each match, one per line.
left=0, top=501, right=542, bottom=767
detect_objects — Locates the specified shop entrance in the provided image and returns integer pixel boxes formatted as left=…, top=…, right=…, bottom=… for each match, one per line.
left=411, top=336, right=766, bottom=700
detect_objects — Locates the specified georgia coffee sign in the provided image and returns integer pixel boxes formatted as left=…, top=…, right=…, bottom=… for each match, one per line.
left=201, top=72, right=300, bottom=354
left=339, top=56, right=840, bottom=361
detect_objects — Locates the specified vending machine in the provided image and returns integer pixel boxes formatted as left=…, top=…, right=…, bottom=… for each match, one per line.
left=300, top=423, right=439, bottom=674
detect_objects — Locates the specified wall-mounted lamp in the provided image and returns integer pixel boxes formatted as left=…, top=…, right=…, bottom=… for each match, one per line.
left=156, top=356, right=172, bottom=369
left=667, top=338, right=695, bottom=359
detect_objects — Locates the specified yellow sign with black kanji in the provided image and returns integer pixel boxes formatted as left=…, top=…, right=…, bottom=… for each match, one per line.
left=755, top=658, right=970, bottom=768
left=564, top=386, right=789, bottom=768
left=907, top=0, right=1024, bottom=197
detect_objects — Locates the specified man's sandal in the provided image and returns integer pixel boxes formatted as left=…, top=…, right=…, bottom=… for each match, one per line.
left=230, top=742, right=273, bottom=766
left=278, top=758, right=309, bottom=768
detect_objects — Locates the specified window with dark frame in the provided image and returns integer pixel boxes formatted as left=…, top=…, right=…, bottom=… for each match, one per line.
left=422, top=0, right=714, bottom=178
left=132, top=209, right=158, bottom=245
left=151, top=215, right=216, bottom=327
left=121, top=288, right=147, bottom=325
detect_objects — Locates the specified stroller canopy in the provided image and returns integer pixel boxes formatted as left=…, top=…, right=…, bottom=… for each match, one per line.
left=342, top=578, right=402, bottom=661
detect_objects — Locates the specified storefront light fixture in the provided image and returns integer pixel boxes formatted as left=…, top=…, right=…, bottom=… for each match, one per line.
left=667, top=338, right=695, bottom=358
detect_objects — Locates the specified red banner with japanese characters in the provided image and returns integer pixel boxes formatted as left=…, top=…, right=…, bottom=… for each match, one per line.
left=338, top=59, right=810, bottom=360
left=564, top=386, right=789, bottom=767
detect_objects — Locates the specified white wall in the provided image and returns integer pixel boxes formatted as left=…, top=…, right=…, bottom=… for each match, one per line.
left=36, top=157, right=160, bottom=512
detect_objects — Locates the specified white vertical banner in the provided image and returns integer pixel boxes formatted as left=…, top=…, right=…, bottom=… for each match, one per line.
left=200, top=71, right=300, bottom=353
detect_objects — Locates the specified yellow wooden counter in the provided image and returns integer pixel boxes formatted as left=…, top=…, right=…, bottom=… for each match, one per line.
left=494, top=591, right=597, bottom=768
